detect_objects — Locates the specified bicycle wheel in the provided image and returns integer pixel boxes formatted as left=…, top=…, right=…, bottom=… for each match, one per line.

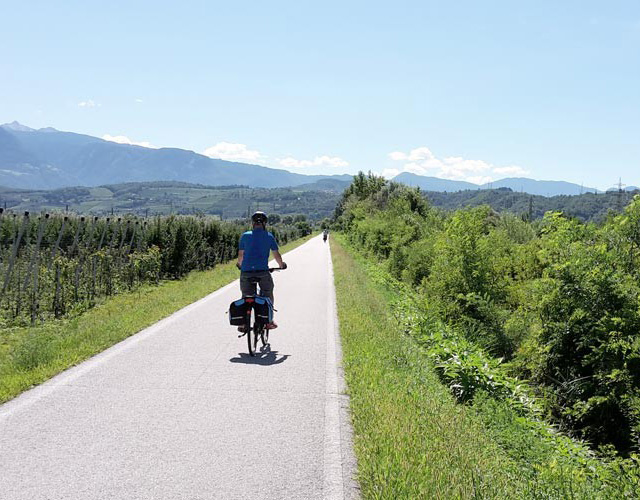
left=246, top=318, right=255, bottom=357
left=260, top=324, right=269, bottom=347
left=252, top=322, right=260, bottom=353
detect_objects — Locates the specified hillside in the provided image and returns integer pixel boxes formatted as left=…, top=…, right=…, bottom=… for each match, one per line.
left=0, top=181, right=341, bottom=220
left=394, top=172, right=603, bottom=196
left=0, top=122, right=352, bottom=190
left=424, top=187, right=640, bottom=222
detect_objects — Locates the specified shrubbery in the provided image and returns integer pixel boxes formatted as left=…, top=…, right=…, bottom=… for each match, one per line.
left=335, top=172, right=640, bottom=457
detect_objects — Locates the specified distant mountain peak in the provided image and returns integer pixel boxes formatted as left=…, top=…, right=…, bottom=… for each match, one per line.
left=0, top=123, right=354, bottom=190
left=393, top=172, right=602, bottom=197
left=1, top=121, right=35, bottom=132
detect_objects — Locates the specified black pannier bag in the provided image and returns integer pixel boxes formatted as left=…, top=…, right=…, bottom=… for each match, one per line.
left=229, top=298, right=250, bottom=326
left=252, top=296, right=274, bottom=324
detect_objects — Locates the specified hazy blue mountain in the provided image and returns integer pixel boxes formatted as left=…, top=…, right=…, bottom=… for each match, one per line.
left=393, top=172, right=602, bottom=197
left=0, top=122, right=352, bottom=190
left=487, top=177, right=600, bottom=196
left=2, top=121, right=36, bottom=132
left=393, top=173, right=479, bottom=192
left=0, top=127, right=77, bottom=189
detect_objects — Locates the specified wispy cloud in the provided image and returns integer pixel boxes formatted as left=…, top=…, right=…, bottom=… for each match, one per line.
left=278, top=155, right=349, bottom=169
left=202, top=142, right=265, bottom=162
left=135, top=98, right=143, bottom=103
left=102, top=134, right=157, bottom=149
left=78, top=100, right=99, bottom=108
left=386, top=146, right=529, bottom=183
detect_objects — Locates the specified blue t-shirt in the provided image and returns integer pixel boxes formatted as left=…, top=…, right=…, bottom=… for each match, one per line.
left=239, top=228, right=279, bottom=271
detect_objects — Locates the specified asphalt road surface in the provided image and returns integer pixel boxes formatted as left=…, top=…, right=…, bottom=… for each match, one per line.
left=0, top=235, right=358, bottom=500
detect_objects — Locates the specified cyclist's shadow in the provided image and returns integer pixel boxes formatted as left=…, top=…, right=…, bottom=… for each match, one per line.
left=229, top=345, right=290, bottom=365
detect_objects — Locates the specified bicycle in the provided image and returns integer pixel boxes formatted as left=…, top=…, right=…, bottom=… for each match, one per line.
left=237, top=267, right=284, bottom=356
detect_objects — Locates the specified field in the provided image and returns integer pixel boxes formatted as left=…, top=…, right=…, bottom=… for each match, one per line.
left=0, top=180, right=343, bottom=220
left=0, top=210, right=307, bottom=327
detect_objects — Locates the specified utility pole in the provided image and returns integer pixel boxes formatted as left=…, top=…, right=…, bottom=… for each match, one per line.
left=617, top=178, right=626, bottom=212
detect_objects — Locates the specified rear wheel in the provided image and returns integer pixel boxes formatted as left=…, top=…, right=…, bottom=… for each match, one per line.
left=252, top=322, right=260, bottom=353
left=245, top=314, right=255, bottom=356
left=246, top=328, right=255, bottom=356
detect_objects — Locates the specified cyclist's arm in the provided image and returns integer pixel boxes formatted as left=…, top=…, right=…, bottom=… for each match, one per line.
left=237, top=250, right=244, bottom=269
left=273, top=250, right=285, bottom=268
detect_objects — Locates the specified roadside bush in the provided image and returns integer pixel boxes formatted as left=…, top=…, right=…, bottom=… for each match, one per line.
left=337, top=172, right=640, bottom=456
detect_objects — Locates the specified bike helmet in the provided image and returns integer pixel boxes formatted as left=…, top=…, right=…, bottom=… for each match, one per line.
left=251, top=211, right=268, bottom=225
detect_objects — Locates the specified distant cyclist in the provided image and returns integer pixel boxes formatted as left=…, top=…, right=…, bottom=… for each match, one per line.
left=236, top=211, right=287, bottom=329
left=323, top=229, right=329, bottom=242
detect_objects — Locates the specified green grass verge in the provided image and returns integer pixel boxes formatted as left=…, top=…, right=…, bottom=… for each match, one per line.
left=0, top=234, right=314, bottom=403
left=331, top=235, right=523, bottom=498
left=331, top=235, right=640, bottom=498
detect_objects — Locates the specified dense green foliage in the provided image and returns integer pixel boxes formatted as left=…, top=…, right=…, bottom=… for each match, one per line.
left=0, top=210, right=304, bottom=327
left=335, top=172, right=640, bottom=457
left=332, top=235, right=640, bottom=498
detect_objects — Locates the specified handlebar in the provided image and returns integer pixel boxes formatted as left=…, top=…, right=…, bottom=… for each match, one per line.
left=236, top=264, right=288, bottom=271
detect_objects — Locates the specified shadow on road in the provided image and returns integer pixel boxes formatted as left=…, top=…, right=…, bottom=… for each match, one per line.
left=229, top=345, right=290, bottom=366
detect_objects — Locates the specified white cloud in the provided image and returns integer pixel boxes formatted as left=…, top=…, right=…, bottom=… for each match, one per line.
left=278, top=155, right=349, bottom=169
left=388, top=146, right=530, bottom=184
left=380, top=168, right=401, bottom=179
left=78, top=100, right=99, bottom=108
left=135, top=98, right=143, bottom=103
left=202, top=142, right=265, bottom=162
left=102, top=134, right=158, bottom=149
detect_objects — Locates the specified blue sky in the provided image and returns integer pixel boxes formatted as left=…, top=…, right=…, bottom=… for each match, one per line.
left=1, top=0, right=639, bottom=190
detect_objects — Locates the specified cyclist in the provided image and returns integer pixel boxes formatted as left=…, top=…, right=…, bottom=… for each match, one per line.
left=236, top=211, right=287, bottom=329
left=323, top=229, right=329, bottom=242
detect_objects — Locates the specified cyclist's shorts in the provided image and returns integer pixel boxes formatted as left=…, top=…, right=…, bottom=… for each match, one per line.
left=240, top=271, right=274, bottom=301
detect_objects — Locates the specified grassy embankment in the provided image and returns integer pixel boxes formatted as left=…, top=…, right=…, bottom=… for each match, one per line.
left=331, top=235, right=638, bottom=499
left=0, top=234, right=314, bottom=403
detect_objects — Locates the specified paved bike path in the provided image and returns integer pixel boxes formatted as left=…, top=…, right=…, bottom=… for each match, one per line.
left=0, top=235, right=358, bottom=500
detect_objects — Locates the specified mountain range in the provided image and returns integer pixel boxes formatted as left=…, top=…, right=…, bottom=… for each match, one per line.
left=0, top=122, right=352, bottom=190
left=2, top=122, right=633, bottom=197
left=391, top=172, right=614, bottom=197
